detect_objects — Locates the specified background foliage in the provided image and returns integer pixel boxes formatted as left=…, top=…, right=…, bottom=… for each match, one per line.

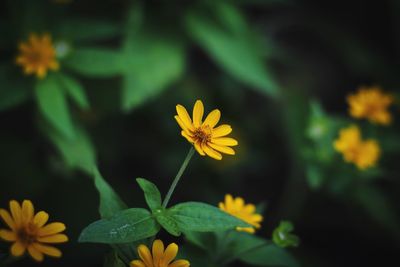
left=1, top=0, right=399, bottom=266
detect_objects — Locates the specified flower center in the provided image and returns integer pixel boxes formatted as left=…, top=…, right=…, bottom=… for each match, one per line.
left=17, top=223, right=38, bottom=245
left=193, top=126, right=212, bottom=144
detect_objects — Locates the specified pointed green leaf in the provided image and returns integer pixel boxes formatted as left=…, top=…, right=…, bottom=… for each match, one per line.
left=136, top=178, right=162, bottom=212
left=57, top=73, right=90, bottom=109
left=79, top=208, right=159, bottom=244
left=169, top=202, right=250, bottom=232
left=35, top=74, right=75, bottom=139
left=155, top=211, right=181, bottom=237
left=93, top=168, right=128, bottom=218
left=64, top=47, right=123, bottom=77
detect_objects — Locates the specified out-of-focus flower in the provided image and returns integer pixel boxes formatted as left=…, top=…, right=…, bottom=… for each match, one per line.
left=16, top=33, right=59, bottom=79
left=130, top=239, right=190, bottom=267
left=347, top=87, right=394, bottom=125
left=175, top=100, right=238, bottom=160
left=333, top=125, right=380, bottom=170
left=219, top=194, right=263, bottom=234
left=0, top=200, right=68, bottom=262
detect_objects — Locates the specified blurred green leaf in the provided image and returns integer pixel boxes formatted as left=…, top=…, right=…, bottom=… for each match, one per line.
left=104, top=251, right=125, bottom=267
left=35, top=74, right=75, bottom=139
left=57, top=18, right=121, bottom=42
left=0, top=66, right=30, bottom=112
left=136, top=178, right=162, bottom=212
left=169, top=202, right=250, bottom=232
left=121, top=33, right=185, bottom=111
left=183, top=231, right=215, bottom=251
left=57, top=73, right=90, bottom=109
left=155, top=211, right=181, bottom=237
left=64, top=47, right=123, bottom=77
left=79, top=208, right=160, bottom=244
left=94, top=168, right=127, bottom=219
left=272, top=221, right=300, bottom=248
left=306, top=164, right=325, bottom=189
left=47, top=125, right=96, bottom=174
left=186, top=7, right=279, bottom=97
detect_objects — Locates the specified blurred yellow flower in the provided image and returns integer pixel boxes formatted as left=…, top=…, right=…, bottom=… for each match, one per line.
left=130, top=239, right=190, bottom=267
left=219, top=194, right=263, bottom=234
left=175, top=100, right=238, bottom=160
left=16, top=33, right=59, bottom=79
left=0, top=200, right=68, bottom=262
left=333, top=125, right=380, bottom=170
left=347, top=87, right=394, bottom=125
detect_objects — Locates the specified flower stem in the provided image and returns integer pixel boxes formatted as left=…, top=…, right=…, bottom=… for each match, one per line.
left=162, top=147, right=195, bottom=208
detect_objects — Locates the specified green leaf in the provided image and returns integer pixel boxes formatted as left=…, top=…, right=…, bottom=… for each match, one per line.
left=121, top=32, right=185, bottom=111
left=104, top=251, right=126, bottom=267
left=93, top=168, right=128, bottom=218
left=185, top=8, right=279, bottom=97
left=183, top=231, right=215, bottom=251
left=0, top=66, right=30, bottom=111
left=155, top=211, right=181, bottom=237
left=272, top=221, right=300, bottom=248
left=136, top=178, right=162, bottom=212
left=46, top=124, right=96, bottom=174
left=232, top=233, right=299, bottom=267
left=64, top=47, right=123, bottom=77
left=57, top=73, right=90, bottom=109
left=35, top=74, right=75, bottom=139
left=79, top=208, right=159, bottom=244
left=169, top=202, right=250, bottom=232
left=57, top=18, right=121, bottom=42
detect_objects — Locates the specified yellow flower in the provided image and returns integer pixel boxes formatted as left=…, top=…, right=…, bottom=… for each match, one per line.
left=347, top=86, right=394, bottom=125
left=219, top=194, right=263, bottom=234
left=333, top=125, right=380, bottom=170
left=130, top=239, right=190, bottom=267
left=0, top=200, right=68, bottom=262
left=16, top=33, right=59, bottom=79
left=175, top=100, right=238, bottom=160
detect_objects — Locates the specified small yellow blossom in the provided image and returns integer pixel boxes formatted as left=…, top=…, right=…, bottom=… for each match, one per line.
left=219, top=194, right=263, bottom=234
left=130, top=239, right=190, bottom=267
left=0, top=200, right=68, bottom=262
left=16, top=33, right=59, bottom=79
left=175, top=100, right=238, bottom=160
left=347, top=87, right=394, bottom=125
left=333, top=125, right=380, bottom=170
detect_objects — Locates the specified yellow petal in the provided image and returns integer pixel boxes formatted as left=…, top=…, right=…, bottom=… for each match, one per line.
left=28, top=245, right=44, bottom=262
left=9, top=200, right=22, bottom=226
left=175, top=116, right=191, bottom=134
left=0, top=229, right=17, bottom=241
left=38, top=222, right=66, bottom=237
left=202, top=144, right=222, bottom=160
left=218, top=202, right=225, bottom=210
left=236, top=227, right=255, bottom=234
left=176, top=105, right=194, bottom=131
left=225, top=194, right=234, bottom=210
left=208, top=143, right=235, bottom=155
left=194, top=142, right=205, bottom=156
left=212, top=124, right=232, bottom=138
left=33, top=211, right=49, bottom=227
left=161, top=243, right=178, bottom=265
left=211, top=137, right=238, bottom=146
left=138, top=244, right=153, bottom=267
left=169, top=259, right=190, bottom=267
left=234, top=197, right=244, bottom=208
left=202, top=109, right=220, bottom=128
left=11, top=241, right=26, bottom=257
left=22, top=200, right=34, bottom=222
left=244, top=204, right=256, bottom=213
left=181, top=131, right=194, bottom=143
left=37, top=234, right=68, bottom=243
left=32, top=243, right=62, bottom=257
left=130, top=260, right=146, bottom=267
left=192, top=100, right=204, bottom=127
left=152, top=239, right=164, bottom=266
left=0, top=209, right=16, bottom=230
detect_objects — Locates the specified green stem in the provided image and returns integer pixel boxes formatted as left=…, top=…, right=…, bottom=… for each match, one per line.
left=162, top=147, right=195, bottom=208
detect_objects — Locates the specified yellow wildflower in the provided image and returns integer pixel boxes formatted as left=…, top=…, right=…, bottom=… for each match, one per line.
left=0, top=200, right=68, bottom=262
left=175, top=100, right=238, bottom=160
left=347, top=87, right=394, bottom=125
left=130, top=239, right=190, bottom=267
left=333, top=125, right=380, bottom=170
left=219, top=194, right=263, bottom=234
left=16, top=33, right=59, bottom=79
